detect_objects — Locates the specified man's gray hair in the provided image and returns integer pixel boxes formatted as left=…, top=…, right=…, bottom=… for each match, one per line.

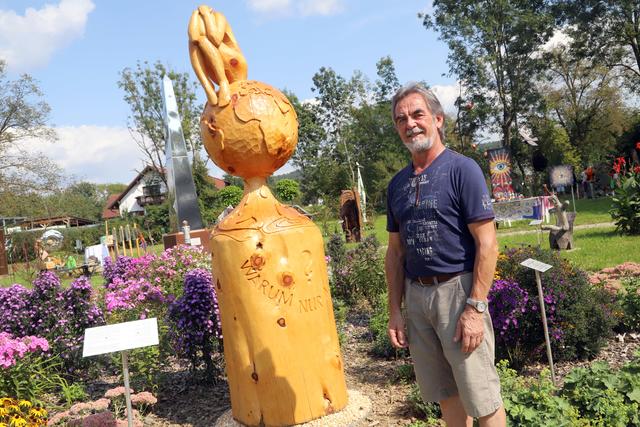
left=391, top=82, right=445, bottom=142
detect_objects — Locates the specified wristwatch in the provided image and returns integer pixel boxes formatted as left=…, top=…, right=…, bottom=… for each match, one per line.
left=466, top=298, right=488, bottom=313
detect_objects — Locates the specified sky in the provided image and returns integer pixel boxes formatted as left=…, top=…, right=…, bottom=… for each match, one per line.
left=0, top=0, right=458, bottom=185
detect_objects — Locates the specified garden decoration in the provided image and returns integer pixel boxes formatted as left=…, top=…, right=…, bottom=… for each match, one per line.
left=189, top=5, right=348, bottom=426
left=161, top=76, right=212, bottom=252
left=339, top=189, right=363, bottom=243
left=519, top=258, right=557, bottom=385
left=541, top=194, right=575, bottom=250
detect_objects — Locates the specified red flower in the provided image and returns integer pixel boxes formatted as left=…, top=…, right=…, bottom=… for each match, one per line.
left=636, top=141, right=640, bottom=150
left=613, top=162, right=621, bottom=174
left=616, top=156, right=626, bottom=166
left=634, top=165, right=640, bottom=174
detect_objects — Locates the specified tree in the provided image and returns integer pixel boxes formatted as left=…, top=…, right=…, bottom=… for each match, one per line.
left=191, top=154, right=218, bottom=225
left=274, top=179, right=300, bottom=203
left=422, top=0, right=555, bottom=180
left=559, top=0, right=640, bottom=92
left=541, top=45, right=626, bottom=165
left=311, top=67, right=361, bottom=185
left=0, top=59, right=62, bottom=196
left=213, top=185, right=243, bottom=212
left=374, top=56, right=401, bottom=103
left=118, top=61, right=202, bottom=184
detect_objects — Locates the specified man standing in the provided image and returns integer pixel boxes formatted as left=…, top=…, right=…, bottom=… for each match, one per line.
left=385, top=82, right=506, bottom=426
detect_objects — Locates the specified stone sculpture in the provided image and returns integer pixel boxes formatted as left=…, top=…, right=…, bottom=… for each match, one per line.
left=188, top=6, right=348, bottom=426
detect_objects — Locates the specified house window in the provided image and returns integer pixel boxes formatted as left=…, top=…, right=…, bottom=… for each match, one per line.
left=143, top=184, right=162, bottom=197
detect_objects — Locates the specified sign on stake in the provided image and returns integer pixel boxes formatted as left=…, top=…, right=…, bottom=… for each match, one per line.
left=83, top=318, right=159, bottom=427
left=520, top=258, right=556, bottom=385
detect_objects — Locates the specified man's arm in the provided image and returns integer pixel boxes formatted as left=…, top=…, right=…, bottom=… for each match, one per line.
left=454, top=218, right=498, bottom=353
left=385, top=232, right=407, bottom=348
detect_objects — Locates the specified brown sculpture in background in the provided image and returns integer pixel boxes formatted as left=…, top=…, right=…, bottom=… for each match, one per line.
left=541, top=193, right=575, bottom=250
left=188, top=5, right=347, bottom=426
left=339, top=190, right=362, bottom=243
left=188, top=5, right=248, bottom=106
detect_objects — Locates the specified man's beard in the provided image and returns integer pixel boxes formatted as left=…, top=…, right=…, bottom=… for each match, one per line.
left=404, top=132, right=434, bottom=154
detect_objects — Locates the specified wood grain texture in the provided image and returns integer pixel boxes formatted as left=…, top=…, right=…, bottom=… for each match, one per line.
left=212, top=179, right=348, bottom=426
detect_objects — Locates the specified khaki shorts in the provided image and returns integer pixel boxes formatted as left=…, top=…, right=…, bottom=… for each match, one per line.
left=405, top=273, right=503, bottom=418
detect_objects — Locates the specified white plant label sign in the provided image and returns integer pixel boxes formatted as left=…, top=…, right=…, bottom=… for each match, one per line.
left=520, top=258, right=553, bottom=273
left=83, top=318, right=159, bottom=357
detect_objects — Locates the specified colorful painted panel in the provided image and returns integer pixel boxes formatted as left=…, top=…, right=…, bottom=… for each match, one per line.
left=487, top=148, right=515, bottom=200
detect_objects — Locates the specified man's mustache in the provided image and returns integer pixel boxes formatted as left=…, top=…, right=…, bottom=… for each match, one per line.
left=406, top=128, right=424, bottom=137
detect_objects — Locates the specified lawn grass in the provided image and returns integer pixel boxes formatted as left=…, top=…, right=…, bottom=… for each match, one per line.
left=497, top=225, right=640, bottom=271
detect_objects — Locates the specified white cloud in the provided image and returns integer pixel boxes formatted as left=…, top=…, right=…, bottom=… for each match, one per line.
left=246, top=0, right=343, bottom=16
left=542, top=28, right=572, bottom=52
left=247, top=0, right=291, bottom=14
left=431, top=83, right=462, bottom=115
left=0, top=0, right=95, bottom=72
left=299, top=0, right=343, bottom=16
left=24, top=125, right=146, bottom=184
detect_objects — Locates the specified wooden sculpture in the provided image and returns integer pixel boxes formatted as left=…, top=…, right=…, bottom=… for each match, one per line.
left=541, top=194, right=575, bottom=250
left=188, top=6, right=347, bottom=427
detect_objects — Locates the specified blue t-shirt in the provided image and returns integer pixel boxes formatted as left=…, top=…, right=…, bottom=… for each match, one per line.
left=386, top=149, right=494, bottom=279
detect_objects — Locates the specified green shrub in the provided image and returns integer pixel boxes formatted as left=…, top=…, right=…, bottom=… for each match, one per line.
left=497, top=360, right=581, bottom=426
left=561, top=361, right=640, bottom=426
left=395, top=363, right=415, bottom=383
left=406, top=383, right=442, bottom=423
left=368, top=292, right=408, bottom=358
left=326, top=233, right=346, bottom=266
left=332, top=298, right=348, bottom=346
left=274, top=179, right=301, bottom=203
left=331, top=236, right=386, bottom=306
left=610, top=168, right=640, bottom=235
left=619, top=277, right=640, bottom=332
left=495, top=247, right=617, bottom=367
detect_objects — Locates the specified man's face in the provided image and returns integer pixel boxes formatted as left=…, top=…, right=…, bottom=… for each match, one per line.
left=393, top=93, right=442, bottom=154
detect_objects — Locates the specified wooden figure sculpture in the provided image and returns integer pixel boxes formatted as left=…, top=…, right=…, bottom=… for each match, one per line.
left=188, top=6, right=347, bottom=427
left=541, top=194, right=575, bottom=250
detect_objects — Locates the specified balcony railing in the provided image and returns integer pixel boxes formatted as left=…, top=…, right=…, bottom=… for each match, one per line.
left=136, top=194, right=166, bottom=207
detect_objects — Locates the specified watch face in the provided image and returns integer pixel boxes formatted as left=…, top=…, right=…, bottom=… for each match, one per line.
left=477, top=301, right=487, bottom=312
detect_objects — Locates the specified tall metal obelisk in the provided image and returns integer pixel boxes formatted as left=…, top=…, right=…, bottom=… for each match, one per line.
left=162, top=75, right=203, bottom=231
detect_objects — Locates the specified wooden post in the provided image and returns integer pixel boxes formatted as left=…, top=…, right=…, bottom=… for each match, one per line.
left=535, top=270, right=557, bottom=386
left=112, top=227, right=119, bottom=257
left=133, top=224, right=141, bottom=257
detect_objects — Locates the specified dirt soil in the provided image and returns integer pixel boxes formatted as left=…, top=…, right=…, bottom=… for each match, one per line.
left=88, top=317, right=640, bottom=427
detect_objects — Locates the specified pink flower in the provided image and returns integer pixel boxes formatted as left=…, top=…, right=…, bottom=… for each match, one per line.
left=131, top=391, right=157, bottom=406
left=69, top=401, right=92, bottom=414
left=104, top=386, right=133, bottom=398
left=90, top=398, right=110, bottom=412
left=47, top=410, right=70, bottom=425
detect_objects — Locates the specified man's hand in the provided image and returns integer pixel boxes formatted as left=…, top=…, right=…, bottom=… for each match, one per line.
left=388, top=312, right=408, bottom=348
left=454, top=306, right=484, bottom=353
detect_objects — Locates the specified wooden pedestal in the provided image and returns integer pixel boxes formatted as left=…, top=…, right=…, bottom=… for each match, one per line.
left=162, top=228, right=212, bottom=253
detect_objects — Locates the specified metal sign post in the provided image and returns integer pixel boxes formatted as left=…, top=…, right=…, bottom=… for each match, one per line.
left=83, top=318, right=159, bottom=426
left=520, top=258, right=556, bottom=385
left=121, top=350, right=134, bottom=427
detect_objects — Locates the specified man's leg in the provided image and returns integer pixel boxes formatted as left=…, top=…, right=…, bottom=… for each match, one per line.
left=439, top=395, right=472, bottom=427
left=478, top=405, right=506, bottom=427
